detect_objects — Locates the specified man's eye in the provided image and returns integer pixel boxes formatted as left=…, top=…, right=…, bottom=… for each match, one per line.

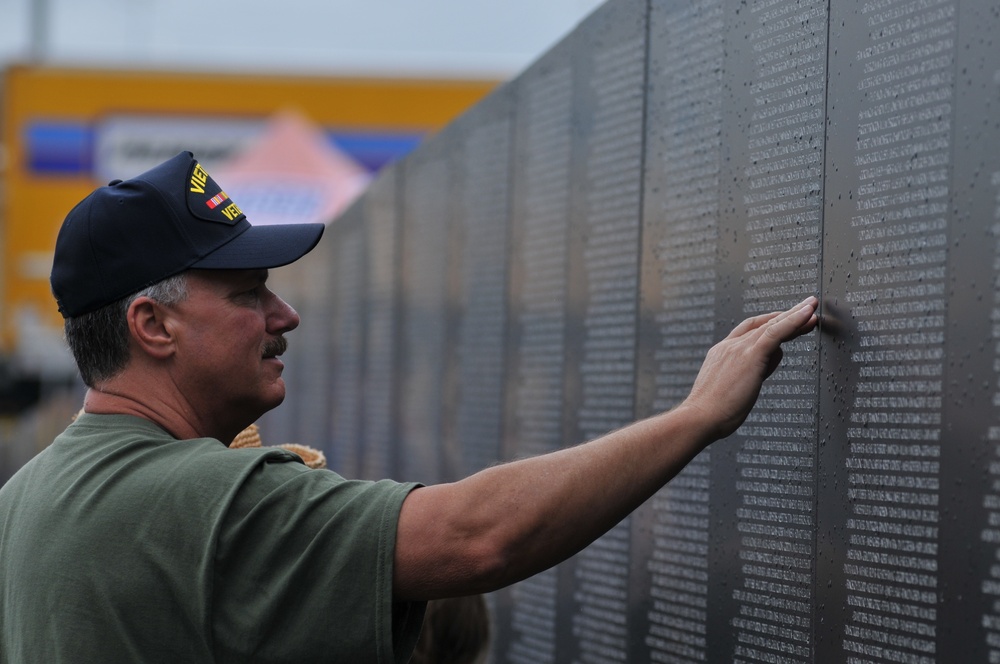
left=239, top=287, right=261, bottom=302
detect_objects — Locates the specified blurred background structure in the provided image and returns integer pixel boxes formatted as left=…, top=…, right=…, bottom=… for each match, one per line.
left=0, top=0, right=604, bottom=481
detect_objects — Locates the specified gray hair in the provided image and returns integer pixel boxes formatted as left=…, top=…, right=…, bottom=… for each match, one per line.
left=64, top=274, right=189, bottom=387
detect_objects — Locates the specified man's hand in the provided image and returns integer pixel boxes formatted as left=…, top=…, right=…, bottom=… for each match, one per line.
left=682, top=296, right=819, bottom=441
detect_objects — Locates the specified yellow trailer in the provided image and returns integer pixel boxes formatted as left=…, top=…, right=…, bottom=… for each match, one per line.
left=1, top=65, right=496, bottom=366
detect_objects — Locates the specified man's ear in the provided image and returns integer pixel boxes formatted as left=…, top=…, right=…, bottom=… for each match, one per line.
left=127, top=297, right=176, bottom=360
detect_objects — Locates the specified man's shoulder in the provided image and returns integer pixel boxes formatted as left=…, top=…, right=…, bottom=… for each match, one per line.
left=59, top=412, right=306, bottom=481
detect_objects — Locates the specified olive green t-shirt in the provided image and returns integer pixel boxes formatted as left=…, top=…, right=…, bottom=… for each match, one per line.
left=0, top=413, right=424, bottom=663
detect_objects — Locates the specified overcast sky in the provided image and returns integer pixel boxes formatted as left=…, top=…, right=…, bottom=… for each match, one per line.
left=0, top=0, right=607, bottom=78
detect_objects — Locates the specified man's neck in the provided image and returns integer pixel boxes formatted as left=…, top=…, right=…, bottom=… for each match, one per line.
left=83, top=385, right=213, bottom=442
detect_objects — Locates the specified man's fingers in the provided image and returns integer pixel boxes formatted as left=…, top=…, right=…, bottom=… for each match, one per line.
left=727, top=310, right=781, bottom=338
left=761, top=296, right=819, bottom=343
left=727, top=296, right=819, bottom=340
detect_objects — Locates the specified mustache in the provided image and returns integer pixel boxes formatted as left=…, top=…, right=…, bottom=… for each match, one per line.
left=262, top=336, right=288, bottom=358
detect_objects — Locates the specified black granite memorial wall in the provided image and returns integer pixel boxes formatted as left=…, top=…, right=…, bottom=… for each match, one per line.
left=303, top=0, right=1000, bottom=660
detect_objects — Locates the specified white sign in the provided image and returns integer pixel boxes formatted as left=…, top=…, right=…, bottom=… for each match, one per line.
left=93, top=115, right=266, bottom=182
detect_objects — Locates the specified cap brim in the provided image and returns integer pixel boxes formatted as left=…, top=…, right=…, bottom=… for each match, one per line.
left=190, top=222, right=325, bottom=270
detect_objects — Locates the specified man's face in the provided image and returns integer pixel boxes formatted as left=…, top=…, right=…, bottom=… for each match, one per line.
left=166, top=268, right=300, bottom=428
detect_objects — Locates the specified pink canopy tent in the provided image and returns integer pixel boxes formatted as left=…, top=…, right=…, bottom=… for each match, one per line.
left=213, top=110, right=371, bottom=226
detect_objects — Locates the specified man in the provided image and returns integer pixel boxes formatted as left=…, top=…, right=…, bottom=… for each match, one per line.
left=0, top=152, right=818, bottom=662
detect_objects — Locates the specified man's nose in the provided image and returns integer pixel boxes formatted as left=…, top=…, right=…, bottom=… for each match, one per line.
left=266, top=290, right=300, bottom=334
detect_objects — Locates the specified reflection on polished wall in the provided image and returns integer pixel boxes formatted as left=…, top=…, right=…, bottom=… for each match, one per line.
left=266, top=0, right=1000, bottom=660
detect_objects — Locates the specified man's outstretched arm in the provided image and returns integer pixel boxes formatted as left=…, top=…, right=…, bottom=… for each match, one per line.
left=394, top=296, right=819, bottom=601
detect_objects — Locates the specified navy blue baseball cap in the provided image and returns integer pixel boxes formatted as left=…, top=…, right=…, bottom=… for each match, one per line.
left=51, top=151, right=325, bottom=317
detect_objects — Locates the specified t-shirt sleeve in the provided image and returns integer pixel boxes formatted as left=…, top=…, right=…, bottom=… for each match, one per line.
left=211, top=457, right=424, bottom=664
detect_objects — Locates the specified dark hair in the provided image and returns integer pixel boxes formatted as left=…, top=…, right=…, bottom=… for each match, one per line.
left=410, top=595, right=491, bottom=664
left=63, top=274, right=188, bottom=387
